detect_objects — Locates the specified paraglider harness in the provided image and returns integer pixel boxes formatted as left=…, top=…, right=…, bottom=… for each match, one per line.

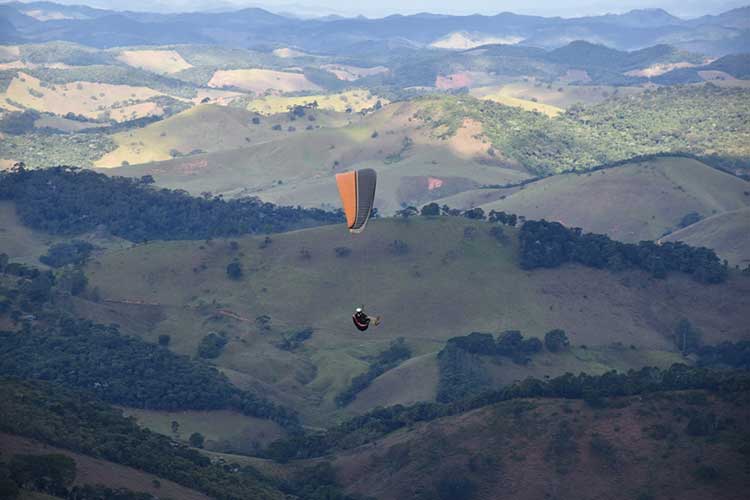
left=353, top=309, right=371, bottom=332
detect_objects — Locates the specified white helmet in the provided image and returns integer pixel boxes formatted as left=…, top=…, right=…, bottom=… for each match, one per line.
left=355, top=307, right=363, bottom=313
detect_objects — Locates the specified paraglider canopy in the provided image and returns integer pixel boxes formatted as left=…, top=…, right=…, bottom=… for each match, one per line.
left=336, top=168, right=377, bottom=233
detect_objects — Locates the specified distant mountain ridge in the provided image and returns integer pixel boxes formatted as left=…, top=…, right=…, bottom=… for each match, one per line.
left=1, top=1, right=748, bottom=55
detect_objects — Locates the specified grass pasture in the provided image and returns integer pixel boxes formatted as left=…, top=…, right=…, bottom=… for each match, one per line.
left=122, top=408, right=285, bottom=454
left=321, top=64, right=389, bottom=81
left=79, top=217, right=750, bottom=423
left=208, top=68, right=322, bottom=94
left=247, top=89, right=386, bottom=115
left=103, top=100, right=523, bottom=210
left=1, top=71, right=164, bottom=122
left=480, top=157, right=750, bottom=243
left=662, top=207, right=750, bottom=267
left=0, top=201, right=57, bottom=265
left=117, top=49, right=193, bottom=74
left=96, top=104, right=275, bottom=167
left=471, top=81, right=644, bottom=112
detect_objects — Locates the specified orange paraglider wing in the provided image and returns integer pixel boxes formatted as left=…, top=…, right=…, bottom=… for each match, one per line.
left=336, top=169, right=376, bottom=233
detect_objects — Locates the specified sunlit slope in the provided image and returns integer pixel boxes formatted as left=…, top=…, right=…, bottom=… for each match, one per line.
left=80, top=217, right=750, bottom=422
left=0, top=71, right=164, bottom=121
left=96, top=104, right=274, bottom=167
left=247, top=90, right=386, bottom=115
left=662, top=207, right=750, bottom=267
left=471, top=81, right=644, bottom=111
left=103, top=101, right=529, bottom=211
left=480, top=157, right=750, bottom=242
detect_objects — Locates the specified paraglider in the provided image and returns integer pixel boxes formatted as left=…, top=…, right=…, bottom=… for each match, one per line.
left=336, top=168, right=381, bottom=331
left=353, top=306, right=381, bottom=332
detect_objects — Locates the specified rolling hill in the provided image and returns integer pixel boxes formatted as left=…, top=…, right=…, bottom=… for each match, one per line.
left=95, top=104, right=284, bottom=167
left=332, top=391, right=750, bottom=500
left=2, top=2, right=748, bottom=56
left=662, top=207, right=750, bottom=267
left=101, top=100, right=530, bottom=211
left=75, top=216, right=750, bottom=424
left=478, top=157, right=750, bottom=242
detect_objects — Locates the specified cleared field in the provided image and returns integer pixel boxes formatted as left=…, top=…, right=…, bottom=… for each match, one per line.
left=321, top=64, right=389, bottom=81
left=480, top=157, right=750, bottom=243
left=79, top=217, right=750, bottom=424
left=0, top=201, right=58, bottom=265
left=662, top=207, right=750, bottom=267
left=247, top=89, right=386, bottom=115
left=34, top=115, right=107, bottom=132
left=473, top=89, right=563, bottom=116
left=208, top=68, right=322, bottom=94
left=430, top=32, right=523, bottom=49
left=471, top=81, right=644, bottom=110
left=0, top=201, right=131, bottom=266
left=625, top=61, right=701, bottom=77
left=117, top=49, right=193, bottom=74
left=272, top=47, right=309, bottom=58
left=0, top=432, right=210, bottom=500
left=698, top=71, right=750, bottom=88
left=1, top=71, right=164, bottom=122
left=122, top=408, right=285, bottom=454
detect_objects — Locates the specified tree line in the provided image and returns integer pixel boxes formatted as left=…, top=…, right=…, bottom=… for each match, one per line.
left=437, top=330, right=568, bottom=403
left=263, top=364, right=750, bottom=462
left=0, top=317, right=299, bottom=430
left=335, top=338, right=412, bottom=407
left=0, top=166, right=343, bottom=242
left=519, top=219, right=728, bottom=283
left=0, top=379, right=287, bottom=500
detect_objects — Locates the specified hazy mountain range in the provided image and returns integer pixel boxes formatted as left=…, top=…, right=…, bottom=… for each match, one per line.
left=1, top=1, right=749, bottom=55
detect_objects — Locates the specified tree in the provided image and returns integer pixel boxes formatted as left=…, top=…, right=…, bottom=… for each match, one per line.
left=39, top=241, right=94, bottom=268
left=226, top=261, right=243, bottom=280
left=436, top=475, right=476, bottom=500
left=545, top=329, right=570, bottom=352
left=197, top=332, right=228, bottom=359
left=189, top=432, right=205, bottom=449
left=421, top=202, right=440, bottom=216
left=170, top=420, right=179, bottom=435
left=57, top=268, right=87, bottom=296
left=9, top=454, right=76, bottom=496
left=158, top=335, right=171, bottom=347
left=497, top=330, right=524, bottom=355
left=396, top=206, right=418, bottom=218
left=463, top=207, right=485, bottom=220
left=675, top=319, right=702, bottom=354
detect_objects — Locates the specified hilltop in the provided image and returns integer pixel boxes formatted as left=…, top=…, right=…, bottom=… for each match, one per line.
left=662, top=207, right=750, bottom=267
left=477, top=156, right=750, bottom=243
left=1, top=2, right=748, bottom=55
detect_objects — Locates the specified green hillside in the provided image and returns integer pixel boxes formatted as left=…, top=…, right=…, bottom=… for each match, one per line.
left=662, top=207, right=750, bottom=267
left=418, top=85, right=750, bottom=175
left=479, top=156, right=750, bottom=242
left=78, top=216, right=750, bottom=424
left=104, top=101, right=530, bottom=212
